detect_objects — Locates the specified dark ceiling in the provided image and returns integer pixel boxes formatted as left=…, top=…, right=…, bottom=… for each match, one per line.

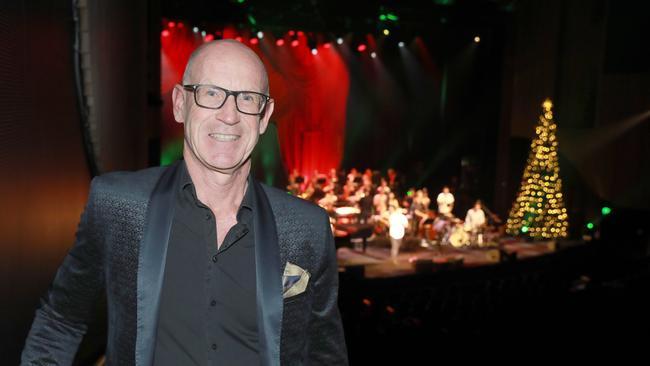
left=161, top=0, right=514, bottom=39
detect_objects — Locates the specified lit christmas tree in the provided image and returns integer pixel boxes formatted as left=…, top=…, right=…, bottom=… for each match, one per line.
left=506, top=98, right=569, bottom=239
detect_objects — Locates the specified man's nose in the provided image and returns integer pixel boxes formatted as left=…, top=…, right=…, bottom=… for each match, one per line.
left=217, top=95, right=240, bottom=125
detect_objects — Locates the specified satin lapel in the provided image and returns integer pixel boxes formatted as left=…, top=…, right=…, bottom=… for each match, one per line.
left=135, top=162, right=180, bottom=366
left=251, top=179, right=283, bottom=366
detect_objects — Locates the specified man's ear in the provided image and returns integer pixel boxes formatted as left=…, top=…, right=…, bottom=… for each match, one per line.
left=172, top=84, right=187, bottom=124
left=258, top=98, right=275, bottom=135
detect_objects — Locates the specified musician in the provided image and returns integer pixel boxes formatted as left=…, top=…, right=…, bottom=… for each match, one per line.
left=436, top=186, right=455, bottom=217
left=464, top=200, right=486, bottom=244
left=388, top=205, right=409, bottom=261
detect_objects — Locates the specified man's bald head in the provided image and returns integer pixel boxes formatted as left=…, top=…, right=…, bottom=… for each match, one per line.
left=182, top=40, right=269, bottom=94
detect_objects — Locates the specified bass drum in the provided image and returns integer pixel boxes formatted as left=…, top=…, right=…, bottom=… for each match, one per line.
left=449, top=225, right=470, bottom=248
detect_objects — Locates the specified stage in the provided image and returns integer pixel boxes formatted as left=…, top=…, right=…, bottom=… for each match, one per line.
left=337, top=236, right=560, bottom=279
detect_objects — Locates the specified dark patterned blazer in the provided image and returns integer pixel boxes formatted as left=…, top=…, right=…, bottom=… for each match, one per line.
left=21, top=161, right=348, bottom=366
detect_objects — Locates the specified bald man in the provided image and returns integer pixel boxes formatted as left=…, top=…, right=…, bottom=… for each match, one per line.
left=22, top=40, right=348, bottom=366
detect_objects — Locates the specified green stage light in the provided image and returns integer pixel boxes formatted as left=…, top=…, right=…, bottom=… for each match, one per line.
left=601, top=206, right=611, bottom=216
left=521, top=226, right=529, bottom=233
left=586, top=222, right=594, bottom=230
left=379, top=14, right=387, bottom=21
left=386, top=13, right=399, bottom=21
left=247, top=14, right=257, bottom=25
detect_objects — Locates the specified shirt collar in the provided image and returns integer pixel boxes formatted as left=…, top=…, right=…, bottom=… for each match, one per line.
left=180, top=160, right=255, bottom=216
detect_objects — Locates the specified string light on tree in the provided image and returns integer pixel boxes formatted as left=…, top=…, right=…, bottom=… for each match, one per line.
left=506, top=98, right=569, bottom=239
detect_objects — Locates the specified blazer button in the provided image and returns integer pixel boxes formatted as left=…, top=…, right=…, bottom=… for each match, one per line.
left=212, top=254, right=218, bottom=263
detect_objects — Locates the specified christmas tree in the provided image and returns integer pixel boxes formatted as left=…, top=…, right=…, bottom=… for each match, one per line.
left=506, top=98, right=569, bottom=239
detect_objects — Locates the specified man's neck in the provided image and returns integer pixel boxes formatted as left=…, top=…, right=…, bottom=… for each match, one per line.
left=184, top=153, right=250, bottom=212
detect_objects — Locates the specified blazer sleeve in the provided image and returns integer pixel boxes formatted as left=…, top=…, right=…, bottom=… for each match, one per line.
left=21, top=178, right=106, bottom=366
left=305, top=212, right=349, bottom=365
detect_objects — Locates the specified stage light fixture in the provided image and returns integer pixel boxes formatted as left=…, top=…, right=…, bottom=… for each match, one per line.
left=601, top=207, right=611, bottom=215
left=383, top=29, right=390, bottom=36
left=311, top=48, right=318, bottom=55
left=291, top=39, right=299, bottom=47
left=201, top=31, right=206, bottom=37
left=250, top=38, right=259, bottom=45
left=235, top=36, right=243, bottom=42
left=474, top=36, right=481, bottom=43
left=398, top=41, right=405, bottom=47
left=192, top=27, right=199, bottom=33
left=357, top=44, right=367, bottom=52
left=336, top=37, right=343, bottom=45
left=586, top=222, right=594, bottom=230
left=276, top=39, right=285, bottom=46
left=257, top=31, right=264, bottom=39
left=168, top=21, right=175, bottom=28
left=288, top=30, right=295, bottom=36
left=370, top=52, right=376, bottom=58
left=161, top=30, right=170, bottom=37
left=323, top=43, right=331, bottom=49
left=204, top=34, right=214, bottom=42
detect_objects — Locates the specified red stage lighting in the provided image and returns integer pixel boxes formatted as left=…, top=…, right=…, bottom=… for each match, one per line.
left=291, top=39, right=299, bottom=47
left=357, top=44, right=367, bottom=52
left=161, top=30, right=170, bottom=37
left=167, top=21, right=176, bottom=28
left=297, top=31, right=304, bottom=37
left=323, top=43, right=331, bottom=49
left=276, top=39, right=285, bottom=46
left=235, top=36, right=243, bottom=42
left=177, top=22, right=184, bottom=28
left=204, top=34, right=214, bottom=42
left=250, top=37, right=259, bottom=45
left=288, top=30, right=295, bottom=36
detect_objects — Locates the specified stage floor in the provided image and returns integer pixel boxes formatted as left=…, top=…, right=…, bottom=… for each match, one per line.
left=336, top=236, right=558, bottom=278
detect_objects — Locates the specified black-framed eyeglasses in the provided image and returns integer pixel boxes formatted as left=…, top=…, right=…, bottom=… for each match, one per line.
left=182, top=84, right=270, bottom=116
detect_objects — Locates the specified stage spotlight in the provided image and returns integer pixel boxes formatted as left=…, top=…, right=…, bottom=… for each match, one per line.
left=291, top=39, right=299, bottom=47
left=201, top=31, right=206, bottom=37
left=276, top=39, right=285, bottom=46
left=161, top=30, right=170, bottom=37
left=474, top=36, right=481, bottom=43
left=601, top=206, right=612, bottom=215
left=235, top=36, right=243, bottom=42
left=311, top=48, right=318, bottom=55
left=192, top=27, right=199, bottom=33
left=398, top=41, right=405, bottom=47
left=297, top=30, right=304, bottom=36
left=204, top=34, right=214, bottom=42
left=323, top=42, right=331, bottom=49
left=586, top=222, right=594, bottom=230
left=336, top=37, right=343, bottom=45
left=288, top=30, right=295, bottom=36
left=383, top=29, right=390, bottom=36
left=370, top=52, right=376, bottom=58
left=250, top=38, right=259, bottom=45
left=357, top=44, right=367, bottom=52
left=168, top=21, right=176, bottom=28
left=257, top=31, right=264, bottom=39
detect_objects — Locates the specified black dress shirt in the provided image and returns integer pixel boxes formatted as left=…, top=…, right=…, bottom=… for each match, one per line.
left=153, top=162, right=259, bottom=365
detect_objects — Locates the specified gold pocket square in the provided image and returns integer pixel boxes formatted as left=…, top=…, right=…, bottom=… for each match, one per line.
left=282, top=262, right=310, bottom=299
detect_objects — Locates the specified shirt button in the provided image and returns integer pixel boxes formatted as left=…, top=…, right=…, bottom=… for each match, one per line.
left=212, top=254, right=218, bottom=263
left=205, top=213, right=211, bottom=220
left=210, top=300, right=216, bottom=306
left=211, top=343, right=217, bottom=350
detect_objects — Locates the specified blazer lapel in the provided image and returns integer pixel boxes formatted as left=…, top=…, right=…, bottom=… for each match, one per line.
left=135, top=162, right=181, bottom=366
left=251, top=178, right=283, bottom=366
